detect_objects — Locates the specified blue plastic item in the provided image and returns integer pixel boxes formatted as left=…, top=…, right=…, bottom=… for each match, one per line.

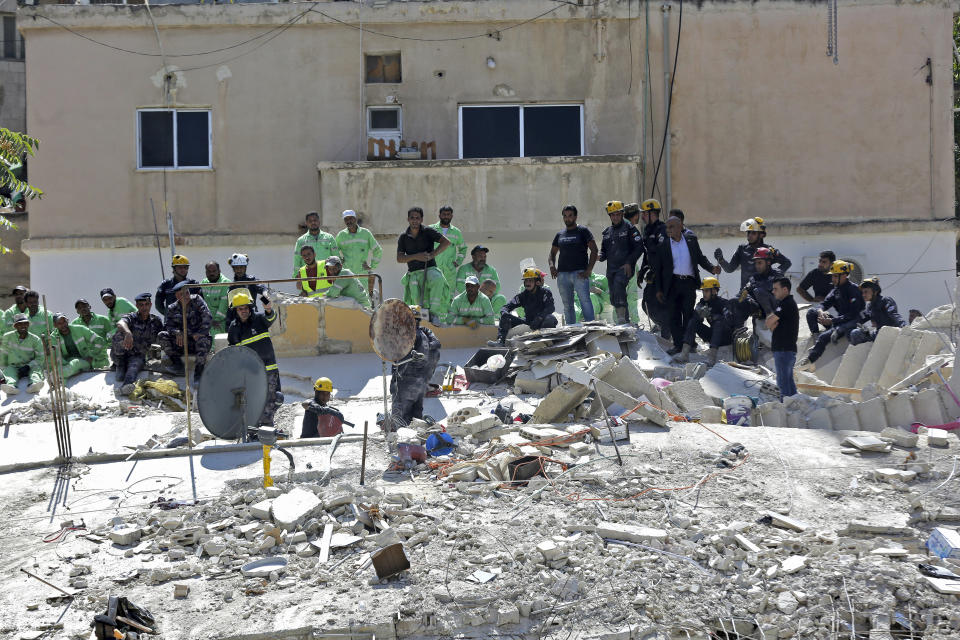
left=425, top=432, right=455, bottom=457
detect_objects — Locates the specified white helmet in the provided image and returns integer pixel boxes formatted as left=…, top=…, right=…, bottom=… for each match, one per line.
left=228, top=253, right=249, bottom=267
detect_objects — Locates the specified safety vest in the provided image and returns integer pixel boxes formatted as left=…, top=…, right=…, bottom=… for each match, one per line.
left=298, top=264, right=332, bottom=297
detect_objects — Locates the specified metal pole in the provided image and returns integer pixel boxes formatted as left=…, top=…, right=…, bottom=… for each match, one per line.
left=590, top=380, right=623, bottom=466
left=149, top=198, right=166, bottom=279
left=166, top=209, right=176, bottom=257
left=180, top=292, right=198, bottom=504
left=661, top=3, right=672, bottom=214
left=359, top=420, right=369, bottom=485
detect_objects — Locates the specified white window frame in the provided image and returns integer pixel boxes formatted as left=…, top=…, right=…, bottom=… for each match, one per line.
left=136, top=108, right=213, bottom=171
left=457, top=103, right=584, bottom=159
left=366, top=106, right=403, bottom=138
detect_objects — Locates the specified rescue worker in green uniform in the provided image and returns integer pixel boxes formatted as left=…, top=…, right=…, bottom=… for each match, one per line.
left=428, top=205, right=467, bottom=292
left=201, top=260, right=231, bottom=335
left=100, top=288, right=136, bottom=332
left=575, top=272, right=612, bottom=323
left=1, top=285, right=28, bottom=334
left=50, top=313, right=110, bottom=378
left=293, top=211, right=339, bottom=277
left=71, top=299, right=111, bottom=342
left=447, top=275, right=495, bottom=327
left=336, top=209, right=382, bottom=275
left=321, top=256, right=371, bottom=308
left=24, top=290, right=53, bottom=339
left=0, top=313, right=45, bottom=394
left=297, top=246, right=332, bottom=298
left=454, top=245, right=500, bottom=296
left=481, top=279, right=507, bottom=316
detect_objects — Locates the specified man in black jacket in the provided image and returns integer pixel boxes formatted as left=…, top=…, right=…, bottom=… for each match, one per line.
left=677, top=276, right=733, bottom=365
left=637, top=199, right=668, bottom=334
left=848, top=277, right=906, bottom=345
left=488, top=268, right=558, bottom=346
left=799, top=260, right=864, bottom=368
left=390, top=305, right=441, bottom=428
left=653, top=216, right=719, bottom=355
left=715, top=217, right=792, bottom=289
left=226, top=290, right=282, bottom=428
left=598, top=200, right=645, bottom=324
left=301, top=377, right=346, bottom=438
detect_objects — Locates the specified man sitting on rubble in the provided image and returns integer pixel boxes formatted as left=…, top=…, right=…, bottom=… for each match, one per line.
left=796, top=250, right=835, bottom=304
left=0, top=313, right=45, bottom=394
left=447, top=275, right=494, bottom=327
left=675, top=277, right=733, bottom=365
left=112, top=293, right=164, bottom=395
left=158, top=281, right=212, bottom=381
left=24, top=290, right=53, bottom=339
left=100, top=288, right=136, bottom=334
left=798, top=260, right=864, bottom=370
left=301, top=377, right=346, bottom=438
left=488, top=268, right=558, bottom=347
left=389, top=305, right=442, bottom=429
left=848, top=277, right=905, bottom=345
left=481, top=279, right=507, bottom=316
left=321, top=255, right=371, bottom=308
left=50, top=313, right=110, bottom=379
left=1, top=285, right=28, bottom=334
left=71, top=298, right=111, bottom=342
left=732, top=247, right=784, bottom=329
left=227, top=290, right=282, bottom=428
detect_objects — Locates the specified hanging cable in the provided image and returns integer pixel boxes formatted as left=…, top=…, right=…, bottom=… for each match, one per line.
left=650, top=0, right=682, bottom=199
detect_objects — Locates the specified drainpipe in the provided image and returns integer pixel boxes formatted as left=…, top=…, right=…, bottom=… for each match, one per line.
left=661, top=4, right=672, bottom=214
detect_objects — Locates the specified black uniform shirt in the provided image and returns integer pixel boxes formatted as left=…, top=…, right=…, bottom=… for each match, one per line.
left=397, top=226, right=444, bottom=272
left=771, top=294, right=799, bottom=353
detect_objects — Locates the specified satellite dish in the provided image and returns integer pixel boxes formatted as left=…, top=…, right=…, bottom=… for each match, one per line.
left=369, top=298, right=417, bottom=362
left=197, top=345, right=268, bottom=439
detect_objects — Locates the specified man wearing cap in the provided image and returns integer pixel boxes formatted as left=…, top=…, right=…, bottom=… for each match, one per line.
left=480, top=279, right=506, bottom=316
left=447, top=275, right=495, bottom=327
left=201, top=261, right=231, bottom=335
left=455, top=245, right=500, bottom=297
left=598, top=201, right=645, bottom=324
left=549, top=204, right=599, bottom=325
left=23, top=290, right=54, bottom=339
left=50, top=313, right=110, bottom=379
left=227, top=290, right=282, bottom=428
left=71, top=299, right=111, bottom=342
left=156, top=255, right=198, bottom=311
left=158, top=281, right=212, bottom=380
left=428, top=205, right=467, bottom=292
left=293, top=211, right=339, bottom=278
left=321, top=256, right=371, bottom=308
left=0, top=313, right=45, bottom=394
left=100, top=288, right=136, bottom=332
left=397, top=206, right=451, bottom=322
left=112, top=293, right=164, bottom=394
left=1, top=285, right=28, bottom=333
left=336, top=210, right=382, bottom=276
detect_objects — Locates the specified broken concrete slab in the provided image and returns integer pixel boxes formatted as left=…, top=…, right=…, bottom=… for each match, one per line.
left=249, top=499, right=274, bottom=521
left=842, top=435, right=890, bottom=452
left=854, top=397, right=889, bottom=433
left=913, top=388, right=947, bottom=427
left=601, top=357, right=680, bottom=414
left=663, top=379, right=713, bottom=418
left=596, top=521, right=668, bottom=543
left=826, top=403, right=859, bottom=431
left=855, top=326, right=900, bottom=389
left=765, top=512, right=810, bottom=532
left=883, top=392, right=917, bottom=429
left=272, top=488, right=322, bottom=531
left=880, top=427, right=919, bottom=448
left=927, top=431, right=951, bottom=447
left=874, top=468, right=917, bottom=482
left=831, top=342, right=872, bottom=389
left=530, top=381, right=591, bottom=424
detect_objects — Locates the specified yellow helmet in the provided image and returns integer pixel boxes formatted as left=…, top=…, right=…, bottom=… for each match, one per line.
left=171, top=254, right=190, bottom=267
left=606, top=201, right=624, bottom=214
left=522, top=267, right=542, bottom=280
left=829, top=260, right=852, bottom=275
left=700, top=277, right=720, bottom=290
left=640, top=198, right=662, bottom=212
left=230, top=291, right=253, bottom=308
left=739, top=218, right=763, bottom=233
left=408, top=304, right=427, bottom=321
left=313, top=377, right=333, bottom=392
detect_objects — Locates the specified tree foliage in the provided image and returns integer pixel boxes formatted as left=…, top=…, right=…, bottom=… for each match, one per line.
left=0, top=127, right=42, bottom=255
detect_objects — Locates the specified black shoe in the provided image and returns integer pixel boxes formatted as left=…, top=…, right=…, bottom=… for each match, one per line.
left=666, top=346, right=682, bottom=356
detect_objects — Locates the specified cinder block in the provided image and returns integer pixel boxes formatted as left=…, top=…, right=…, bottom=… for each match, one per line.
left=880, top=427, right=919, bottom=448
left=914, top=388, right=947, bottom=427
left=805, top=407, right=833, bottom=430
left=530, top=381, right=591, bottom=423
left=827, top=402, right=860, bottom=431
left=272, top=488, right=322, bottom=531
left=108, top=526, right=142, bottom=546
left=453, top=413, right=501, bottom=436
left=249, top=499, right=274, bottom=521
left=855, top=326, right=900, bottom=389
left=756, top=402, right=786, bottom=428
left=701, top=405, right=724, bottom=423
left=884, top=392, right=917, bottom=429
left=664, top=380, right=712, bottom=418
left=855, top=397, right=889, bottom=432
left=831, top=342, right=872, bottom=388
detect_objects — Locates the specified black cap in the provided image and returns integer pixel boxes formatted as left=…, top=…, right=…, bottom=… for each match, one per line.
left=171, top=280, right=195, bottom=293
left=74, top=298, right=90, bottom=308
left=134, top=292, right=152, bottom=302
left=99, top=288, right=116, bottom=298
left=471, top=245, right=489, bottom=254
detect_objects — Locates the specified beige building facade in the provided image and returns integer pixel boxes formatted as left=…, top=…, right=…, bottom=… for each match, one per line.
left=16, top=0, right=959, bottom=315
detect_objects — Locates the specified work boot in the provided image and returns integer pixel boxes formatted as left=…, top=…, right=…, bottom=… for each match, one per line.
left=666, top=345, right=682, bottom=356
left=193, top=363, right=205, bottom=381
left=674, top=344, right=692, bottom=363
left=615, top=307, right=628, bottom=325
left=166, top=357, right=185, bottom=376
left=1, top=383, right=17, bottom=395
left=704, top=347, right=719, bottom=366
left=120, top=383, right=135, bottom=396
left=26, top=380, right=45, bottom=394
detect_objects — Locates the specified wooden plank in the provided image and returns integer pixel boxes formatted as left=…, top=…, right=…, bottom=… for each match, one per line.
left=318, top=523, right=334, bottom=564
left=795, top=382, right=861, bottom=396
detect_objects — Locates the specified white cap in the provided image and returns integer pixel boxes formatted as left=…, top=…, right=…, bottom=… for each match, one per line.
left=464, top=275, right=480, bottom=286
left=342, top=209, right=357, bottom=219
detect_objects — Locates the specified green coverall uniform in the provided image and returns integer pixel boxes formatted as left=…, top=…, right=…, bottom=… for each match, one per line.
left=454, top=263, right=500, bottom=297
left=336, top=227, right=382, bottom=275
left=106, top=297, right=137, bottom=337
left=576, top=272, right=613, bottom=323
left=428, top=222, right=467, bottom=289
left=446, top=291, right=495, bottom=326
left=50, top=324, right=110, bottom=377
left=70, top=313, right=112, bottom=342
left=488, top=293, right=508, bottom=316
left=201, top=274, right=232, bottom=335
left=324, top=268, right=371, bottom=308
left=0, top=330, right=45, bottom=386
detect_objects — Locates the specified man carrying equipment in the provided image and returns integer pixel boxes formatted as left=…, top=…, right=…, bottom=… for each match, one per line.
left=798, top=260, right=864, bottom=369
left=848, top=277, right=905, bottom=345
left=489, top=268, right=558, bottom=346
left=676, top=277, right=734, bottom=365
left=227, top=290, right=282, bottom=428
left=301, top=377, right=347, bottom=438
left=715, top=218, right=792, bottom=289
left=389, top=306, right=442, bottom=428
left=598, top=200, right=645, bottom=324
left=0, top=313, right=45, bottom=394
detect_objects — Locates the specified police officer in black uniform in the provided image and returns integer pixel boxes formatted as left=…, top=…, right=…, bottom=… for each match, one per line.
left=598, top=200, right=645, bottom=324
left=799, top=260, right=864, bottom=368
left=637, top=199, right=668, bottom=334
left=488, top=268, right=558, bottom=346
left=156, top=254, right=199, bottom=310
left=848, top=277, right=905, bottom=345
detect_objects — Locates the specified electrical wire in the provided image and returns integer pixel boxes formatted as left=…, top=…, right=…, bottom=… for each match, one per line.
left=650, top=0, right=682, bottom=199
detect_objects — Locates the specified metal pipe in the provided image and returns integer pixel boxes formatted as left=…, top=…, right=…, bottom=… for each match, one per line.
left=180, top=274, right=384, bottom=308
left=360, top=420, right=369, bottom=485
left=661, top=3, right=672, bottom=213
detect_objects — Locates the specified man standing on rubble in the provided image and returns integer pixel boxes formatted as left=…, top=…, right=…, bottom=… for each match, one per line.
left=653, top=216, right=719, bottom=356
left=848, top=277, right=905, bottom=345
left=488, top=268, right=558, bottom=346
left=397, top=206, right=451, bottom=323
left=765, top=277, right=799, bottom=398
left=798, top=260, right=864, bottom=370
left=158, top=281, right=212, bottom=381
left=637, top=199, right=668, bottom=333
left=227, top=290, right=282, bottom=428
left=549, top=204, right=598, bottom=325
left=797, top=250, right=835, bottom=304
left=598, top=201, right=645, bottom=324
left=389, top=305, right=442, bottom=428
left=112, top=293, right=164, bottom=395
left=715, top=218, right=792, bottom=289
left=676, top=277, right=733, bottom=365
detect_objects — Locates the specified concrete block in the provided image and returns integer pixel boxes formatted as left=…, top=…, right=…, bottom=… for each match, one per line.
left=874, top=468, right=917, bottom=483
left=927, top=431, right=951, bottom=447
left=249, top=499, right=274, bottom=521
left=323, top=492, right=354, bottom=509
left=831, top=342, right=872, bottom=388
left=602, top=357, right=680, bottom=414
left=531, top=380, right=591, bottom=423
left=457, top=413, right=501, bottom=435
left=780, top=556, right=807, bottom=574
left=827, top=402, right=860, bottom=431
left=108, top=526, right=142, bottom=546
left=805, top=407, right=833, bottom=430
left=734, top=534, right=761, bottom=554
left=272, top=488, right=322, bottom=531
left=536, top=540, right=565, bottom=561
left=765, top=512, right=810, bottom=532
left=513, top=370, right=552, bottom=395
left=855, top=326, right=900, bottom=389
left=786, top=409, right=806, bottom=429
left=914, top=388, right=947, bottom=427
left=756, top=402, right=786, bottom=428
left=496, top=603, right=520, bottom=626
left=855, top=397, right=889, bottom=432
left=905, top=331, right=947, bottom=380
left=878, top=329, right=921, bottom=390
left=701, top=405, right=724, bottom=423
left=595, top=521, right=667, bottom=543
left=569, top=441, right=591, bottom=456
left=884, top=392, right=917, bottom=429
left=664, top=379, right=713, bottom=418
left=879, top=427, right=919, bottom=448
